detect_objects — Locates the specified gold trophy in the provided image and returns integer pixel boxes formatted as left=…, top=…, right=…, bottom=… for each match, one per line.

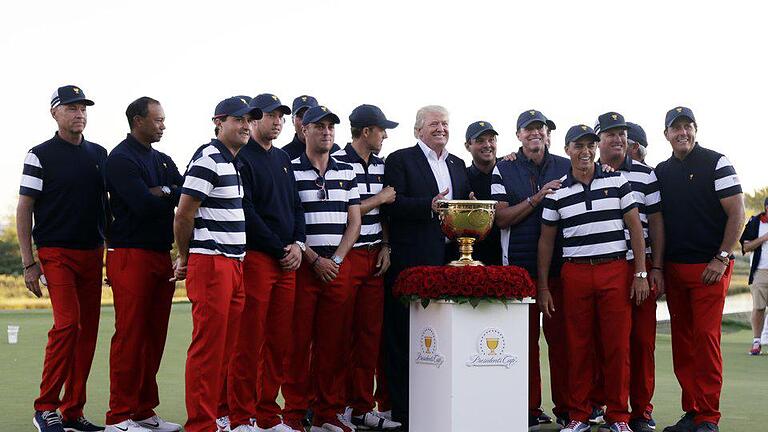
left=486, top=337, right=500, bottom=355
left=436, top=200, right=497, bottom=266
left=424, top=336, right=433, bottom=353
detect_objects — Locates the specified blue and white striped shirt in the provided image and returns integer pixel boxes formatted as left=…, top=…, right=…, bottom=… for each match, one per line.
left=181, top=140, right=246, bottom=259
left=610, top=155, right=661, bottom=260
left=332, top=144, right=384, bottom=247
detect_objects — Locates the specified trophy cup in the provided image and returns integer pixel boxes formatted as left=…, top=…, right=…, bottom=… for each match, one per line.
left=435, top=200, right=497, bottom=266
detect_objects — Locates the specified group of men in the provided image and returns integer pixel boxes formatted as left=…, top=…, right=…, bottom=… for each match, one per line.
left=18, top=84, right=744, bottom=432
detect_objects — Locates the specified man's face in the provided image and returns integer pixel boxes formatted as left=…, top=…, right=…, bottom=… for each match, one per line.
left=417, top=111, right=449, bottom=148
left=135, top=103, right=165, bottom=144
left=664, top=118, right=696, bottom=155
left=517, top=122, right=547, bottom=154
left=364, top=125, right=388, bottom=154
left=466, top=132, right=498, bottom=165
left=217, top=115, right=251, bottom=147
left=566, top=138, right=597, bottom=171
left=598, top=128, right=628, bottom=161
left=293, top=108, right=308, bottom=140
left=303, top=119, right=336, bottom=153
left=52, top=103, right=87, bottom=135
left=255, top=110, right=284, bottom=141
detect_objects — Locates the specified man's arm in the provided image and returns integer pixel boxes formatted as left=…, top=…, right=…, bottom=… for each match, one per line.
left=384, top=153, right=433, bottom=221
left=172, top=194, right=202, bottom=281
left=536, top=223, right=557, bottom=318
left=107, top=155, right=174, bottom=218
left=624, top=207, right=650, bottom=305
left=335, top=204, right=362, bottom=260
left=647, top=212, right=665, bottom=296
left=741, top=217, right=767, bottom=253
left=17, top=195, right=43, bottom=297
left=360, top=186, right=395, bottom=215
left=495, top=179, right=560, bottom=228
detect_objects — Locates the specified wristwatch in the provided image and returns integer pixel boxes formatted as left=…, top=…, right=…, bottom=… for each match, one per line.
left=634, top=271, right=648, bottom=279
left=331, top=255, right=343, bottom=266
left=161, top=186, right=172, bottom=196
left=715, top=251, right=730, bottom=264
left=295, top=241, right=306, bottom=252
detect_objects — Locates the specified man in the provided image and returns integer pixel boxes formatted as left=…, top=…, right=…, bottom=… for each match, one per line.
left=464, top=120, right=502, bottom=266
left=223, top=93, right=306, bottom=432
left=383, top=105, right=472, bottom=431
left=103, top=97, right=183, bottom=432
left=283, top=95, right=340, bottom=160
left=740, top=197, right=768, bottom=356
left=491, top=110, right=570, bottom=429
left=282, top=105, right=362, bottom=432
left=655, top=107, right=744, bottom=432
left=173, top=97, right=261, bottom=432
left=332, top=104, right=401, bottom=431
left=595, top=112, right=665, bottom=432
left=538, top=124, right=649, bottom=432
left=627, top=122, right=649, bottom=164
left=18, top=85, right=107, bottom=432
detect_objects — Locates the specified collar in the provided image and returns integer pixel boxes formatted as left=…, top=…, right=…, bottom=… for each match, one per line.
left=417, top=139, right=448, bottom=162
left=126, top=133, right=152, bottom=153
left=516, top=146, right=552, bottom=166
left=210, top=139, right=235, bottom=163
left=343, top=142, right=380, bottom=166
left=53, top=132, right=85, bottom=147
left=671, top=142, right=701, bottom=162
left=617, top=154, right=633, bottom=172
left=247, top=137, right=272, bottom=154
left=297, top=152, right=339, bottom=173
left=562, top=162, right=607, bottom=188
left=468, top=160, right=496, bottom=177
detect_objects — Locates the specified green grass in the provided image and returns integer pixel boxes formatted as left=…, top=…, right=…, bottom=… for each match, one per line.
left=2, top=305, right=768, bottom=430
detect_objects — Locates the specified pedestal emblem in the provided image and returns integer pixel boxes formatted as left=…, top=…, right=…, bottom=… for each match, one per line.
left=466, top=327, right=518, bottom=368
left=415, top=327, right=445, bottom=367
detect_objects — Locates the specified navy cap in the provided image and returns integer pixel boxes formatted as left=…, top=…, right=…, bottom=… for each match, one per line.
left=665, top=106, right=696, bottom=128
left=302, top=105, right=340, bottom=125
left=465, top=121, right=498, bottom=141
left=50, top=85, right=94, bottom=108
left=546, top=119, right=557, bottom=131
left=214, top=96, right=263, bottom=119
left=349, top=104, right=398, bottom=129
left=252, top=93, right=291, bottom=115
left=565, top=124, right=600, bottom=145
left=234, top=95, right=252, bottom=104
left=517, top=109, right=550, bottom=129
left=595, top=112, right=628, bottom=134
left=626, top=122, right=648, bottom=147
left=292, top=95, right=319, bottom=115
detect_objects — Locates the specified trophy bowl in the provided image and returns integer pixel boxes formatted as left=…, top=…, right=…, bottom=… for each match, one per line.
left=436, top=199, right=497, bottom=266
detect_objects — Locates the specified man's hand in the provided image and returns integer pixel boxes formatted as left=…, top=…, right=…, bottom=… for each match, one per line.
left=313, top=257, right=339, bottom=283
left=24, top=262, right=43, bottom=298
left=503, top=152, right=518, bottom=162
left=538, top=288, right=555, bottom=319
left=650, top=268, right=665, bottom=299
left=377, top=186, right=396, bottom=205
left=531, top=179, right=561, bottom=206
left=280, top=244, right=302, bottom=271
left=149, top=186, right=165, bottom=197
left=630, top=276, right=650, bottom=305
left=469, top=191, right=476, bottom=200
left=374, top=246, right=391, bottom=277
left=170, top=256, right=188, bottom=282
left=600, top=164, right=615, bottom=173
left=701, top=258, right=727, bottom=285
left=431, top=188, right=450, bottom=213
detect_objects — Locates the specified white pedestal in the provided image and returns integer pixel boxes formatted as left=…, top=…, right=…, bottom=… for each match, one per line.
left=409, top=298, right=534, bottom=432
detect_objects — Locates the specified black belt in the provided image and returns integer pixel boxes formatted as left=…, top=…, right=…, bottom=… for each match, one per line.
left=354, top=242, right=382, bottom=251
left=566, top=253, right=625, bottom=265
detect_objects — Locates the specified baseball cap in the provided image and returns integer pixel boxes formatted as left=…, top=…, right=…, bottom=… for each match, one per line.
left=214, top=96, right=263, bottom=119
left=292, top=95, right=319, bottom=115
left=595, top=112, right=628, bottom=134
left=517, top=109, right=550, bottom=129
left=546, top=119, right=557, bottom=131
left=302, top=105, right=340, bottom=125
left=50, top=85, right=94, bottom=108
left=252, top=93, right=291, bottom=115
left=349, top=104, right=398, bottom=129
left=465, top=121, right=498, bottom=141
left=565, top=124, right=600, bottom=145
left=626, top=122, right=648, bottom=147
left=665, top=106, right=696, bottom=128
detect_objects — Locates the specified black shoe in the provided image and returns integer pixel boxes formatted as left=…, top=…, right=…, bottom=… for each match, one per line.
left=61, top=416, right=104, bottom=432
left=34, top=411, right=64, bottom=432
left=302, top=409, right=313, bottom=427
left=538, top=412, right=553, bottom=424
left=663, top=412, right=696, bottom=432
left=694, top=422, right=718, bottom=432
left=629, top=418, right=655, bottom=432
left=555, top=413, right=570, bottom=428
left=589, top=407, right=606, bottom=425
left=528, top=414, right=541, bottom=431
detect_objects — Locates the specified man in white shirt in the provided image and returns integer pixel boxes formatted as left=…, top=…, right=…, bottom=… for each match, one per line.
left=740, top=197, right=768, bottom=355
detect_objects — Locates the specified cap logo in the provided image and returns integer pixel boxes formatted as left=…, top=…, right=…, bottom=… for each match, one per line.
left=604, top=190, right=609, bottom=196
left=73, top=87, right=80, bottom=94
left=240, top=98, right=247, bottom=105
left=283, top=167, right=288, bottom=173
left=302, top=96, right=308, bottom=102
left=321, top=106, right=327, bottom=112
left=611, top=114, right=618, bottom=120
left=529, top=110, right=536, bottom=116
left=271, top=95, right=278, bottom=100
left=689, top=174, right=694, bottom=180
left=676, top=107, right=683, bottom=112
left=581, top=125, right=587, bottom=130
left=479, top=122, right=485, bottom=127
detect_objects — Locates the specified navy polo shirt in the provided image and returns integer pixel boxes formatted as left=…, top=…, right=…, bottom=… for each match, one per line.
left=282, top=134, right=340, bottom=161
left=19, top=133, right=108, bottom=249
left=105, top=133, right=183, bottom=251
left=466, top=161, right=502, bottom=265
left=655, top=143, right=742, bottom=263
left=239, top=139, right=306, bottom=258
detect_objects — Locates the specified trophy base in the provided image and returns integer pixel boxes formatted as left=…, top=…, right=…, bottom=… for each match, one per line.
left=448, top=258, right=485, bottom=267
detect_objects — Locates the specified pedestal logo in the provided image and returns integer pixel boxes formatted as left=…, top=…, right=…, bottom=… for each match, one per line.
left=415, top=327, right=445, bottom=367
left=466, top=327, right=518, bottom=368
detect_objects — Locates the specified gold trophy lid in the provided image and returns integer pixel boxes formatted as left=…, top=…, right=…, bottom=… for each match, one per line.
left=436, top=199, right=497, bottom=206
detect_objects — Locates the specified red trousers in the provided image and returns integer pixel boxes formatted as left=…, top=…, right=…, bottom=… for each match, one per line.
left=630, top=261, right=656, bottom=421
left=184, top=254, right=244, bottom=432
left=283, top=258, right=353, bottom=424
left=35, top=247, right=103, bottom=420
left=665, top=261, right=732, bottom=425
left=105, top=249, right=175, bottom=425
left=562, top=259, right=632, bottom=424
left=541, top=279, right=571, bottom=417
left=345, top=247, right=385, bottom=416
left=227, top=251, right=296, bottom=429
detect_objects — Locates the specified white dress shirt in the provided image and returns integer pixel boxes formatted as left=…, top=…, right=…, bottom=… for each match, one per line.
left=417, top=140, right=453, bottom=200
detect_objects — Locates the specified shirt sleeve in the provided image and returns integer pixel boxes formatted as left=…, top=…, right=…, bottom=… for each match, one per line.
left=347, top=170, right=361, bottom=206
left=739, top=216, right=759, bottom=253
left=181, top=155, right=218, bottom=201
left=617, top=175, right=638, bottom=214
left=106, top=154, right=173, bottom=218
left=490, top=165, right=508, bottom=202
left=19, top=151, right=43, bottom=197
left=714, top=156, right=742, bottom=198
left=644, top=169, right=662, bottom=214
left=541, top=194, right=560, bottom=225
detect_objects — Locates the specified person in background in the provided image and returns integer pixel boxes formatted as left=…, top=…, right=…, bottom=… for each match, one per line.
left=739, top=197, right=768, bottom=356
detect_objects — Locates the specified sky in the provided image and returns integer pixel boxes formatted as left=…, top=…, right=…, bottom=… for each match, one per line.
left=1, top=0, right=766, bottom=216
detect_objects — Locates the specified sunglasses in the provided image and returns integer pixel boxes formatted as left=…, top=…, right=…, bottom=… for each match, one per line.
left=315, top=176, right=327, bottom=200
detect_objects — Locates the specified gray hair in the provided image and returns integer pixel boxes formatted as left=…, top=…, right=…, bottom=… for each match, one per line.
left=629, top=139, right=648, bottom=160
left=413, top=105, right=449, bottom=138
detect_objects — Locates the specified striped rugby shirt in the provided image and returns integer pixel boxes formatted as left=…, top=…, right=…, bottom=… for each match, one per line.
left=610, top=155, right=661, bottom=260
left=542, top=164, right=638, bottom=258
left=332, top=143, right=384, bottom=247
left=181, top=139, right=246, bottom=259
left=292, top=153, right=360, bottom=249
